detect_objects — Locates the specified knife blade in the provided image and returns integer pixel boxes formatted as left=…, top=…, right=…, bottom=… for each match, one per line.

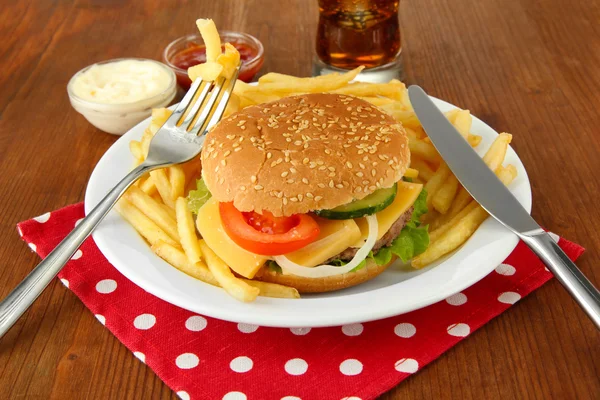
left=408, top=86, right=539, bottom=235
left=408, top=85, right=600, bottom=329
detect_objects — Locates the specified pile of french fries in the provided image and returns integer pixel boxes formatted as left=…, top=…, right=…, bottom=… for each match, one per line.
left=118, top=20, right=518, bottom=301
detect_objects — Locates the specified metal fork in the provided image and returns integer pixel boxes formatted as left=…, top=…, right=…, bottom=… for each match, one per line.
left=0, top=65, right=240, bottom=338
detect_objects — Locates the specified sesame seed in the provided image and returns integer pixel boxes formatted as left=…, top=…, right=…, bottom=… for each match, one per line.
left=356, top=172, right=364, bottom=177
left=306, top=192, right=314, bottom=198
left=318, top=166, right=326, bottom=171
left=369, top=185, right=377, bottom=191
left=251, top=175, right=257, bottom=183
left=221, top=160, right=227, bottom=166
left=302, top=178, right=309, bottom=184
left=240, top=126, right=246, bottom=130
left=303, top=158, right=309, bottom=164
left=317, top=183, right=326, bottom=188
left=224, top=150, right=231, bottom=157
left=281, top=171, right=289, bottom=177
left=240, top=185, right=246, bottom=191
left=254, top=185, right=264, bottom=190
left=290, top=197, right=298, bottom=202
left=286, top=179, right=295, bottom=184
left=328, top=172, right=336, bottom=177
left=314, top=196, right=323, bottom=201
left=328, top=167, right=335, bottom=172
left=362, top=180, right=370, bottom=185
left=277, top=192, right=283, bottom=198
left=355, top=187, right=362, bottom=193
left=290, top=167, right=297, bottom=173
left=359, top=163, right=365, bottom=169
left=335, top=184, right=344, bottom=189
left=297, top=194, right=303, bottom=201
left=283, top=198, right=288, bottom=205
left=371, top=169, right=377, bottom=176
left=329, top=180, right=334, bottom=188
left=234, top=148, right=241, bottom=152
left=267, top=152, right=272, bottom=159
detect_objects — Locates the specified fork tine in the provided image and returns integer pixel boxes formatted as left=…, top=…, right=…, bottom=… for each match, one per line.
left=164, top=78, right=204, bottom=127
left=189, top=64, right=241, bottom=136
left=203, top=66, right=241, bottom=133
left=179, top=81, right=212, bottom=131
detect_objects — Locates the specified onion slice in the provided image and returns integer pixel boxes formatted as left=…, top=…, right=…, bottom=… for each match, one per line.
left=273, top=215, right=379, bottom=278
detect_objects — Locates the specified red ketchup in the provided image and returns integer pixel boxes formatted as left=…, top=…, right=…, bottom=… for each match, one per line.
left=171, top=42, right=263, bottom=89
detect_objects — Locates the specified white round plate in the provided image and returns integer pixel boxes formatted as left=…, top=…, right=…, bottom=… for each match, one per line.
left=85, top=97, right=532, bottom=328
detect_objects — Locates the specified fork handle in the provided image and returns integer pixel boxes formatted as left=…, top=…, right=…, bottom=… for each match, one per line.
left=0, top=163, right=153, bottom=338
left=520, top=231, right=600, bottom=329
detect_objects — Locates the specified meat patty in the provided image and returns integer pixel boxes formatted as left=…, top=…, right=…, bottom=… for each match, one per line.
left=326, top=206, right=414, bottom=262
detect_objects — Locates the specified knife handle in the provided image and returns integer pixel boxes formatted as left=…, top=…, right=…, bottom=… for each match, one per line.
left=520, top=231, right=600, bottom=329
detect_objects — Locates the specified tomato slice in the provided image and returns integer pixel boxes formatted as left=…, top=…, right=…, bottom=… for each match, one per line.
left=219, top=202, right=321, bottom=255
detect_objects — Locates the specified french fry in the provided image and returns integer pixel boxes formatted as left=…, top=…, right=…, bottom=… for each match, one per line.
left=329, top=80, right=405, bottom=99
left=430, top=201, right=479, bottom=242
left=424, top=162, right=451, bottom=208
left=129, top=140, right=144, bottom=162
left=152, top=108, right=172, bottom=126
left=243, top=66, right=364, bottom=95
left=140, top=175, right=157, bottom=196
left=152, top=240, right=219, bottom=285
left=217, top=43, right=241, bottom=79
left=175, top=197, right=203, bottom=264
left=404, top=168, right=419, bottom=179
left=432, top=175, right=459, bottom=214
left=169, top=165, right=186, bottom=200
left=399, top=88, right=412, bottom=110
left=150, top=169, right=175, bottom=208
left=404, top=127, right=419, bottom=139
left=125, top=186, right=180, bottom=242
left=359, top=96, right=395, bottom=106
left=467, top=133, right=482, bottom=147
left=410, top=159, right=435, bottom=181
left=224, top=93, right=241, bottom=117
left=196, top=19, right=221, bottom=62
left=408, top=138, right=442, bottom=164
left=188, top=61, right=224, bottom=82
left=116, top=198, right=178, bottom=247
left=198, top=240, right=260, bottom=302
left=412, top=166, right=517, bottom=268
left=444, top=109, right=460, bottom=124
left=380, top=105, right=421, bottom=129
left=244, top=280, right=300, bottom=299
left=140, top=128, right=154, bottom=157
left=451, top=110, right=471, bottom=139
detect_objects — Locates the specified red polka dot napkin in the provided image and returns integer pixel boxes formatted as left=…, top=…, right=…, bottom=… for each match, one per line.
left=17, top=203, right=584, bottom=400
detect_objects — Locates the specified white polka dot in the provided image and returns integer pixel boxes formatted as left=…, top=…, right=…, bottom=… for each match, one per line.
left=394, top=358, right=419, bottom=373
left=177, top=391, right=190, bottom=400
left=341, top=397, right=362, bottom=400
left=133, top=314, right=156, bottom=330
left=17, top=226, right=23, bottom=237
left=175, top=353, right=199, bottom=369
left=446, top=292, right=467, bottom=306
left=341, top=323, right=363, bottom=336
left=447, top=323, right=470, bottom=337
left=71, top=249, right=83, bottom=260
left=133, top=352, right=145, bottom=363
left=290, top=327, right=311, bottom=335
left=281, top=397, right=301, bottom=400
left=95, top=279, right=117, bottom=294
left=33, top=212, right=51, bottom=223
left=498, top=291, right=521, bottom=304
left=95, top=314, right=106, bottom=325
left=339, top=359, right=363, bottom=376
left=548, top=232, right=560, bottom=243
left=222, top=392, right=246, bottom=400
left=185, top=315, right=207, bottom=332
left=74, top=218, right=84, bottom=227
left=28, top=242, right=37, bottom=252
left=284, top=358, right=308, bottom=375
left=230, top=356, right=253, bottom=373
left=394, top=323, right=416, bottom=338
left=237, top=323, right=259, bottom=333
left=60, top=278, right=69, bottom=288
left=495, top=263, right=516, bottom=276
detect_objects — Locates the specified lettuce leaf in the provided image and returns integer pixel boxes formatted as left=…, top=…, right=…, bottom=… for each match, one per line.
left=187, top=178, right=212, bottom=214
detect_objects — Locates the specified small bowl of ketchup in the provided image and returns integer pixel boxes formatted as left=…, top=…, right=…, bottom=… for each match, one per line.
left=163, top=31, right=264, bottom=89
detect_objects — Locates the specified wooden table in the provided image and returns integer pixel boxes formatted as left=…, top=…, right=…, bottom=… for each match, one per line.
left=1, top=0, right=599, bottom=398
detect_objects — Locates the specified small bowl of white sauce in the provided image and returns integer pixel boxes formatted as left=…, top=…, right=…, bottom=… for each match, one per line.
left=67, top=58, right=177, bottom=135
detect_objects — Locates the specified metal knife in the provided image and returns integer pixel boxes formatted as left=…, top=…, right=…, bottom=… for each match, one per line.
left=408, top=85, right=600, bottom=329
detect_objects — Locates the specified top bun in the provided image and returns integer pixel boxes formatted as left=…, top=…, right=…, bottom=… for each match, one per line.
left=201, top=93, right=410, bottom=216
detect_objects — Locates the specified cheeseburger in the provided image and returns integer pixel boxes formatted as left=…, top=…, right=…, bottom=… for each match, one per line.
left=192, top=93, right=429, bottom=293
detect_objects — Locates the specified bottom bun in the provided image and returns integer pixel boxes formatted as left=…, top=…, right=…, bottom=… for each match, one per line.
left=254, top=256, right=397, bottom=293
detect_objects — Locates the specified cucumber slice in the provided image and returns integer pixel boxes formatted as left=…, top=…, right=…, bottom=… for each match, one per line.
left=315, top=183, right=397, bottom=220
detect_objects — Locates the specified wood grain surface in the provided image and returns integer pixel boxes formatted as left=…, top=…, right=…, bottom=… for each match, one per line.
left=1, top=0, right=599, bottom=398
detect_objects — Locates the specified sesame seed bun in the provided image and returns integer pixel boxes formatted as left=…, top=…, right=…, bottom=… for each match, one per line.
left=201, top=93, right=410, bottom=217
left=254, top=256, right=397, bottom=293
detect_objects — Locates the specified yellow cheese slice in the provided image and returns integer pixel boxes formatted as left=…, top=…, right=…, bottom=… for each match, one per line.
left=284, top=216, right=362, bottom=267
left=353, top=182, right=423, bottom=246
left=195, top=198, right=267, bottom=279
